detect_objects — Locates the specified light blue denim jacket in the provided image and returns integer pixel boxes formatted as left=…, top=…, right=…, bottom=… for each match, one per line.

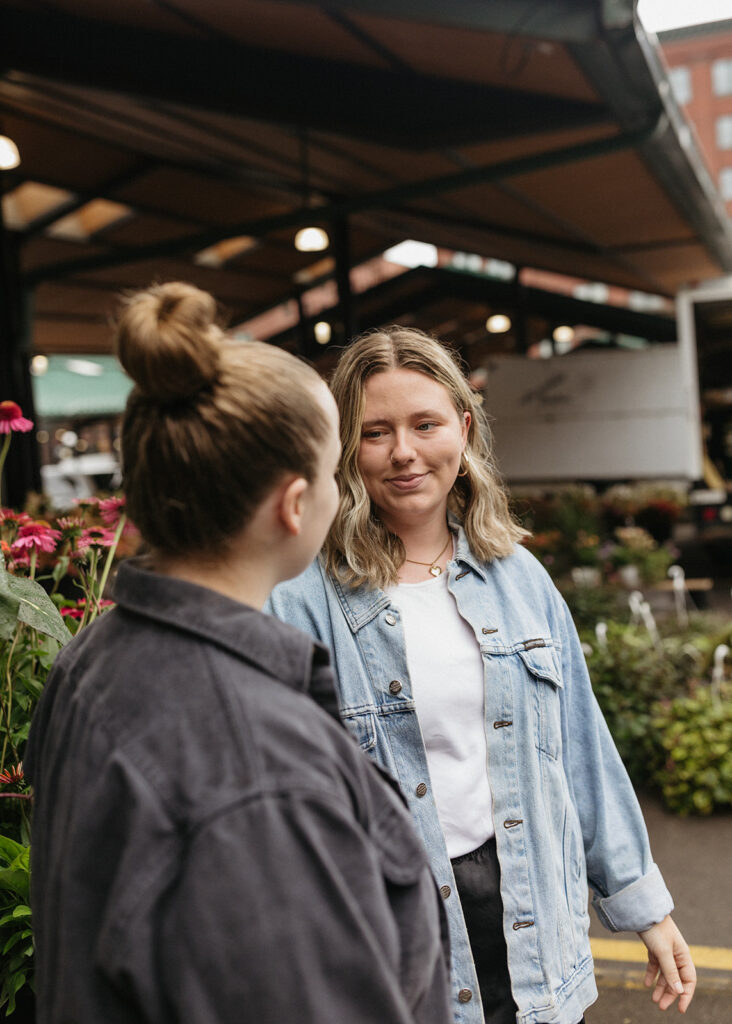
left=267, top=529, right=673, bottom=1024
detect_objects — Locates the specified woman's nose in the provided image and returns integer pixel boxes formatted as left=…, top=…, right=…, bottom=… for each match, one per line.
left=390, top=430, right=416, bottom=464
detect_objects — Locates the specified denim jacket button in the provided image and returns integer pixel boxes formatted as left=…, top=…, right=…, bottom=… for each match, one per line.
left=385, top=613, right=397, bottom=626
left=458, top=989, right=473, bottom=1003
left=415, top=782, right=428, bottom=797
left=388, top=679, right=403, bottom=695
left=439, top=884, right=451, bottom=899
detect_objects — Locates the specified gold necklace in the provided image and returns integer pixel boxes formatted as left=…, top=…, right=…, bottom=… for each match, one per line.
left=404, top=535, right=452, bottom=577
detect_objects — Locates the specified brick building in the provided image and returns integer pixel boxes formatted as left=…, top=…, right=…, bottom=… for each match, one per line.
left=659, top=18, right=732, bottom=215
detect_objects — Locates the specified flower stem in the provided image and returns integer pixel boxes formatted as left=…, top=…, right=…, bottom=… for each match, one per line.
left=0, top=432, right=11, bottom=508
left=0, top=626, right=21, bottom=774
left=95, top=514, right=126, bottom=610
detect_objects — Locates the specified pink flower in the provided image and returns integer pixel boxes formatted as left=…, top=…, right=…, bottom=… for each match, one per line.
left=73, top=497, right=100, bottom=512
left=98, top=496, right=125, bottom=528
left=12, top=520, right=61, bottom=555
left=0, top=401, right=33, bottom=434
left=78, top=526, right=117, bottom=551
left=60, top=598, right=114, bottom=619
left=0, top=508, right=32, bottom=527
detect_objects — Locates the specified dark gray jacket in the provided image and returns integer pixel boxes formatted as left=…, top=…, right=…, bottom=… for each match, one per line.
left=25, top=559, right=452, bottom=1024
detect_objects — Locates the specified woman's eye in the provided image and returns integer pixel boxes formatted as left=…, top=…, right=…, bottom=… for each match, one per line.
left=416, top=422, right=437, bottom=431
left=362, top=430, right=383, bottom=439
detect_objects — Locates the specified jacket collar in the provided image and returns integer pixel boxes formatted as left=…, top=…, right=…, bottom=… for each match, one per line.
left=113, top=558, right=338, bottom=717
left=330, top=522, right=487, bottom=632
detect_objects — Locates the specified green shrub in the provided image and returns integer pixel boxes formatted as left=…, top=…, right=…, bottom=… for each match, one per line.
left=583, top=622, right=699, bottom=785
left=651, top=686, right=732, bottom=816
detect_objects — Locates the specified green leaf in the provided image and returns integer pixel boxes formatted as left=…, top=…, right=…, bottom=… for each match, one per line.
left=0, top=837, right=27, bottom=868
left=0, top=871, right=29, bottom=903
left=2, top=574, right=71, bottom=646
left=0, top=563, right=21, bottom=641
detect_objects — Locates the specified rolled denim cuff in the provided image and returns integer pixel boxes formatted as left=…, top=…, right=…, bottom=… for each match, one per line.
left=592, top=863, right=674, bottom=933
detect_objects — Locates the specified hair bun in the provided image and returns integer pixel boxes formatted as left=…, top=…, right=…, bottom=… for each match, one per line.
left=115, top=281, right=221, bottom=403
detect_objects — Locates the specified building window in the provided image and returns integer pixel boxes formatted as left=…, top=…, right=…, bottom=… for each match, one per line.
left=720, top=167, right=732, bottom=201
left=717, top=116, right=732, bottom=150
left=668, top=65, right=692, bottom=105
left=712, top=58, right=732, bottom=96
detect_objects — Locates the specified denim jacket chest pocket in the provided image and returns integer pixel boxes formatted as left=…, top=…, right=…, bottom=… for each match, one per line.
left=490, top=640, right=564, bottom=761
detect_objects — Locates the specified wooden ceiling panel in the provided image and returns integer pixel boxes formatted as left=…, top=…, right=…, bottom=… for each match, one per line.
left=76, top=259, right=284, bottom=308
left=168, top=0, right=388, bottom=65
left=31, top=318, right=116, bottom=355
left=512, top=150, right=694, bottom=247
left=36, top=0, right=199, bottom=35
left=35, top=281, right=120, bottom=318
left=351, top=14, right=596, bottom=99
left=111, top=167, right=290, bottom=226
left=97, top=214, right=203, bottom=247
left=0, top=110, right=139, bottom=194
left=457, top=123, right=619, bottom=174
left=20, top=237, right=107, bottom=274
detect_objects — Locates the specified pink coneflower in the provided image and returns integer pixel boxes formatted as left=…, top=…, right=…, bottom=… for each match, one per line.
left=78, top=525, right=117, bottom=551
left=0, top=402, right=33, bottom=434
left=0, top=508, right=32, bottom=526
left=98, top=496, right=125, bottom=527
left=12, top=520, right=61, bottom=555
left=56, top=516, right=85, bottom=546
left=73, top=496, right=100, bottom=512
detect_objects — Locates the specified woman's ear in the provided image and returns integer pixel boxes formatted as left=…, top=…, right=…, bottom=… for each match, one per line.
left=278, top=476, right=309, bottom=536
left=462, top=409, right=471, bottom=444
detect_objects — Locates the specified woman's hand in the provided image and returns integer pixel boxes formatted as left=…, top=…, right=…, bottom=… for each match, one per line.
left=638, top=915, right=697, bottom=1012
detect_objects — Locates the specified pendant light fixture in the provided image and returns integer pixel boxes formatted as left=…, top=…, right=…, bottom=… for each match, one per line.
left=294, top=131, right=329, bottom=253
left=0, top=135, right=21, bottom=170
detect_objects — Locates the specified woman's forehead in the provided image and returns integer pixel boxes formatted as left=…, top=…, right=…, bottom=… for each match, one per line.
left=362, top=367, right=452, bottom=406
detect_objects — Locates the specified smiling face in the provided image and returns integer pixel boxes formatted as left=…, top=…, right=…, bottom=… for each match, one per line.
left=357, top=368, right=470, bottom=533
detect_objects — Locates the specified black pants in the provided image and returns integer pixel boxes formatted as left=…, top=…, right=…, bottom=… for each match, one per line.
left=451, top=837, right=585, bottom=1024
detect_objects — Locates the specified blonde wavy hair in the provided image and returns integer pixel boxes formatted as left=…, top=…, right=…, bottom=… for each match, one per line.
left=324, top=326, right=528, bottom=589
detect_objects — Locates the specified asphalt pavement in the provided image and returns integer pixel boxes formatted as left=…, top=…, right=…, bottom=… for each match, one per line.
left=586, top=793, right=732, bottom=1023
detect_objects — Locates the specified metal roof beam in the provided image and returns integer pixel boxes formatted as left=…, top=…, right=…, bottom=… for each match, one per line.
left=269, top=0, right=605, bottom=43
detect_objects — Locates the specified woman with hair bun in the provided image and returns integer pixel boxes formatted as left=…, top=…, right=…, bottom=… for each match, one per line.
left=26, top=287, right=452, bottom=1024
left=268, top=326, right=696, bottom=1024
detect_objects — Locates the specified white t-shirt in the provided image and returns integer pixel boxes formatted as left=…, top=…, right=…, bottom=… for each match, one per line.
left=386, top=570, right=494, bottom=858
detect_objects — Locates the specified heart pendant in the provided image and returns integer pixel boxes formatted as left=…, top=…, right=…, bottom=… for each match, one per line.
left=429, top=565, right=442, bottom=577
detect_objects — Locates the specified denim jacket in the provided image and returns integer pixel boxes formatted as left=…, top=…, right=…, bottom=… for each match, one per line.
left=267, top=530, right=673, bottom=1024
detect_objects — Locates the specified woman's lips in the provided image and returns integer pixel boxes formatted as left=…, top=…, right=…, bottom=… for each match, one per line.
left=387, top=474, right=426, bottom=491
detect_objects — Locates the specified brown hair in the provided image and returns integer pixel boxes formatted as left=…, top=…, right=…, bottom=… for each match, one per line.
left=116, top=281, right=330, bottom=556
left=324, top=326, right=527, bottom=588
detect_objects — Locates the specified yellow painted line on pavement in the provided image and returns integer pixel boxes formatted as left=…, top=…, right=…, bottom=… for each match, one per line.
left=591, top=938, right=732, bottom=972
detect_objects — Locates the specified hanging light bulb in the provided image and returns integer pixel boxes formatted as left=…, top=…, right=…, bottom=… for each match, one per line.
left=294, top=226, right=329, bottom=252
left=294, top=130, right=329, bottom=252
left=0, top=135, right=20, bottom=170
left=314, top=321, right=332, bottom=345
left=552, top=325, right=575, bottom=344
left=486, top=314, right=511, bottom=333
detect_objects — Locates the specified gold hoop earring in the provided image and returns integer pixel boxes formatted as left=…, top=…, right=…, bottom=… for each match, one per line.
left=457, top=451, right=470, bottom=477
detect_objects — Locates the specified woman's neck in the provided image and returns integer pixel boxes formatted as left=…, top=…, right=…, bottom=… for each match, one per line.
left=381, top=512, right=453, bottom=582
left=153, top=548, right=279, bottom=610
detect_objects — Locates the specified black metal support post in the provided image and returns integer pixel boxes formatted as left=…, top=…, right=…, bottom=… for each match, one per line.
left=333, top=215, right=354, bottom=343
left=0, top=181, right=40, bottom=508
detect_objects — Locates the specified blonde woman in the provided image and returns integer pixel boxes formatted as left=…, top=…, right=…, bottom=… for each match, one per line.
left=268, top=326, right=696, bottom=1024
left=26, top=290, right=451, bottom=1024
